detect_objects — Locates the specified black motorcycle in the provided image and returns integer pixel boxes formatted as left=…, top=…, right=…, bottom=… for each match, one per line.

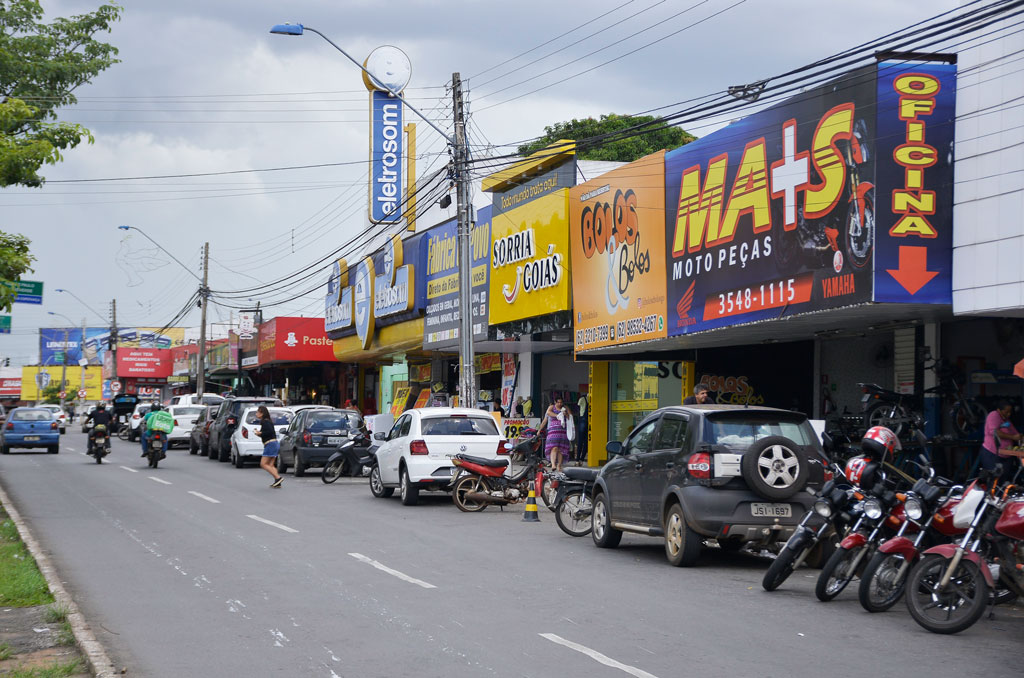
left=147, top=430, right=167, bottom=468
left=90, top=424, right=112, bottom=464
left=552, top=467, right=599, bottom=537
left=321, top=433, right=374, bottom=484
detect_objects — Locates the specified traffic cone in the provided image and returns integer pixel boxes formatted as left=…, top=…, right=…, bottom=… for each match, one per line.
left=522, top=480, right=540, bottom=522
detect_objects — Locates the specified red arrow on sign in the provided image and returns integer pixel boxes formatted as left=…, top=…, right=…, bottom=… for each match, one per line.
left=886, top=245, right=938, bottom=295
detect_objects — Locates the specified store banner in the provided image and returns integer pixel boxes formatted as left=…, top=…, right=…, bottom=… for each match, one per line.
left=500, top=352, right=516, bottom=411
left=409, top=363, right=431, bottom=382
left=665, top=66, right=884, bottom=336
left=0, top=377, right=21, bottom=397
left=474, top=353, right=501, bottom=374
left=40, top=327, right=190, bottom=366
left=570, top=152, right=668, bottom=352
left=873, top=62, right=956, bottom=303
left=259, top=317, right=335, bottom=363
left=117, top=348, right=173, bottom=378
left=422, top=206, right=492, bottom=350
left=488, top=162, right=574, bottom=324
left=20, top=366, right=104, bottom=400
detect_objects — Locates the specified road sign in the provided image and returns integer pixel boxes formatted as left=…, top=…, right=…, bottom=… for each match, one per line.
left=0, top=315, right=9, bottom=334
left=77, top=389, right=88, bottom=399
left=58, top=390, right=66, bottom=399
left=4, top=280, right=43, bottom=304
left=110, top=380, right=122, bottom=393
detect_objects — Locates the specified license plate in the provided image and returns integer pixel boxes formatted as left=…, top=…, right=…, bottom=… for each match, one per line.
left=24, top=436, right=39, bottom=441
left=751, top=503, right=791, bottom=518
left=327, top=437, right=343, bottom=445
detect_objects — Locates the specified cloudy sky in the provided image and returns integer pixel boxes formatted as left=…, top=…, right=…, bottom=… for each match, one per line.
left=2, top=0, right=958, bottom=366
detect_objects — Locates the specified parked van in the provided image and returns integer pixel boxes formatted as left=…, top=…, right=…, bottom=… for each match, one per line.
left=168, top=393, right=225, bottom=408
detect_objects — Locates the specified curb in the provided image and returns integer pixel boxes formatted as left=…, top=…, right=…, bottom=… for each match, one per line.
left=0, top=479, right=119, bottom=678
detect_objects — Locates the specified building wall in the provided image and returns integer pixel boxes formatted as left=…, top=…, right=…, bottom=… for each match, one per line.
left=953, top=14, right=1024, bottom=315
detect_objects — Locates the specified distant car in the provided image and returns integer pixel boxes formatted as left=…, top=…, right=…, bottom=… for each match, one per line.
left=370, top=408, right=508, bottom=506
left=39, top=404, right=67, bottom=434
left=228, top=406, right=292, bottom=468
left=189, top=404, right=220, bottom=456
left=284, top=404, right=335, bottom=416
left=277, top=408, right=366, bottom=477
left=169, top=393, right=225, bottom=408
left=127, top=403, right=154, bottom=441
left=1, top=407, right=60, bottom=454
left=167, top=405, right=205, bottom=448
left=208, top=396, right=283, bottom=462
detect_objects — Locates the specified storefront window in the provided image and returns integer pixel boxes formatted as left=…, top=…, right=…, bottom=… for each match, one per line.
left=607, top=361, right=685, bottom=443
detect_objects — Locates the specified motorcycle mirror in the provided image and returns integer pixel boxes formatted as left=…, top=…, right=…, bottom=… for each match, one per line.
left=373, top=432, right=386, bottom=441
left=821, top=431, right=834, bottom=452
left=606, top=441, right=622, bottom=456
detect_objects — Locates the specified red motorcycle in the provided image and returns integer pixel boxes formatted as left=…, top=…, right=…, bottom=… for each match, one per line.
left=450, top=437, right=545, bottom=513
left=905, top=470, right=1024, bottom=634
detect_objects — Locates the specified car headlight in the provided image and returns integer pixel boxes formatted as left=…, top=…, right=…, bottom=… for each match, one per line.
left=904, top=497, right=924, bottom=521
left=863, top=497, right=884, bottom=520
left=813, top=499, right=833, bottom=518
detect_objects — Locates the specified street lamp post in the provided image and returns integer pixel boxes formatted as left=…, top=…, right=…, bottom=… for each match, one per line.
left=270, top=23, right=478, bottom=407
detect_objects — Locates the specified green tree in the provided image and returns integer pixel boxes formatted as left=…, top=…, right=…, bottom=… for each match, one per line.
left=40, top=381, right=67, bottom=404
left=0, top=232, right=34, bottom=312
left=0, top=1, right=122, bottom=188
left=517, top=113, right=695, bottom=162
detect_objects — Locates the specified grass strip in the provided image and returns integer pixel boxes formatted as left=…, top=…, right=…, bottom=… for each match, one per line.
left=0, top=510, right=53, bottom=607
left=3, top=659, right=82, bottom=677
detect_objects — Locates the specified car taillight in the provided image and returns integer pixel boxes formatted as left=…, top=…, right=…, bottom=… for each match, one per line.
left=173, top=419, right=179, bottom=427
left=51, top=422, right=58, bottom=430
left=496, top=439, right=510, bottom=455
left=303, top=432, right=312, bottom=445
left=132, top=414, right=139, bottom=420
left=242, top=428, right=248, bottom=439
left=409, top=439, right=428, bottom=455
left=687, top=452, right=712, bottom=479
left=823, top=465, right=834, bottom=482
left=5, top=422, right=12, bottom=430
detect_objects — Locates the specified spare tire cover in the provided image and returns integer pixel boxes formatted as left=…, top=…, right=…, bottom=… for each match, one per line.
left=741, top=435, right=810, bottom=501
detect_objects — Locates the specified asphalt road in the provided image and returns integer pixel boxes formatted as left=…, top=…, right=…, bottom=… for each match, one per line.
left=0, top=431, right=1021, bottom=678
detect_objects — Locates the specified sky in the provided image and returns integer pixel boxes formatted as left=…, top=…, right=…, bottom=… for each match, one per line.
left=1, top=0, right=960, bottom=366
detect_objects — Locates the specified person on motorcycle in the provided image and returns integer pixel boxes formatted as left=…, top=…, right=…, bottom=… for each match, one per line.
left=85, top=402, right=113, bottom=455
left=140, top=403, right=168, bottom=457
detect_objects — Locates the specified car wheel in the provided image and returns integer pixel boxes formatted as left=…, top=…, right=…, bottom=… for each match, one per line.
left=591, top=492, right=622, bottom=549
left=233, top=445, right=245, bottom=469
left=293, top=452, right=307, bottom=477
left=0, top=445, right=7, bottom=455
left=189, top=438, right=198, bottom=455
left=218, top=442, right=230, bottom=463
left=370, top=464, right=394, bottom=498
left=664, top=503, right=701, bottom=567
left=48, top=445, right=59, bottom=454
left=276, top=454, right=288, bottom=475
left=399, top=467, right=419, bottom=506
left=740, top=436, right=810, bottom=501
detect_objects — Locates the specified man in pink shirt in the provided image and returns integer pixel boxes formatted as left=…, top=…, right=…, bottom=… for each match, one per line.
left=980, top=400, right=1022, bottom=481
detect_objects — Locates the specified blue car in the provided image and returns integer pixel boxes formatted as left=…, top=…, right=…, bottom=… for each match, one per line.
left=1, top=407, right=61, bottom=454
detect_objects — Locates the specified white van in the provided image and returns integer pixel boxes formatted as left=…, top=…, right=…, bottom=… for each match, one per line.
left=168, top=393, right=225, bottom=408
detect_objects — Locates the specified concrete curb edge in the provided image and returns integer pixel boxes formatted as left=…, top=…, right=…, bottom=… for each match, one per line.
left=0, top=479, right=119, bottom=678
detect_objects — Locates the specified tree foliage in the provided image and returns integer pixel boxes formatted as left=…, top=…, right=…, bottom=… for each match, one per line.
left=517, top=113, right=695, bottom=162
left=0, top=1, right=122, bottom=187
left=0, top=232, right=35, bottom=312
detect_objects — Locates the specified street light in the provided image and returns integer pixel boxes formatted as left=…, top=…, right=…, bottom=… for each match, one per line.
left=47, top=311, right=78, bottom=413
left=270, top=23, right=478, bottom=406
left=54, top=288, right=107, bottom=325
left=115, top=225, right=209, bottom=398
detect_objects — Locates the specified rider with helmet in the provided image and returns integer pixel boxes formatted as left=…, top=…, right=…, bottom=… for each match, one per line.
left=85, top=403, right=113, bottom=454
left=140, top=402, right=167, bottom=457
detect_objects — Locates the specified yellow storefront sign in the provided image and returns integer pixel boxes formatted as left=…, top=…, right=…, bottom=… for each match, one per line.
left=21, top=366, right=104, bottom=400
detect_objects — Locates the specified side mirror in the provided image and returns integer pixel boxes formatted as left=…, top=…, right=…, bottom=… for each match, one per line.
left=373, top=432, right=386, bottom=441
left=606, top=441, right=622, bottom=456
left=821, top=432, right=834, bottom=453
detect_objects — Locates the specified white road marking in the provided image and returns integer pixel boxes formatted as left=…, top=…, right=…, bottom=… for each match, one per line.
left=119, top=466, right=139, bottom=473
left=348, top=552, right=437, bottom=589
left=148, top=476, right=172, bottom=485
left=539, top=633, right=659, bottom=678
left=246, top=515, right=298, bottom=533
left=188, top=491, right=221, bottom=504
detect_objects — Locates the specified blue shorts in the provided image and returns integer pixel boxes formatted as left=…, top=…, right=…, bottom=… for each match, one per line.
left=262, top=440, right=280, bottom=458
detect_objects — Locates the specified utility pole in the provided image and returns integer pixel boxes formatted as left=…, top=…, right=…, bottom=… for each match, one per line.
left=197, top=242, right=209, bottom=396
left=110, top=299, right=118, bottom=381
left=452, top=73, right=476, bottom=409
left=58, top=327, right=68, bottom=413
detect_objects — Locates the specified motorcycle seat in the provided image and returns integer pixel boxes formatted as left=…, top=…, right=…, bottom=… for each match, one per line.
left=458, top=454, right=508, bottom=468
left=563, top=467, right=599, bottom=481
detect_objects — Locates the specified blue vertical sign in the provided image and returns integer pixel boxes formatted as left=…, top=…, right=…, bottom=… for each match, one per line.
left=369, top=90, right=404, bottom=224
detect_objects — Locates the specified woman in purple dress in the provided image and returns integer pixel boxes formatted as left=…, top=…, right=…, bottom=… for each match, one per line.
left=540, top=397, right=569, bottom=472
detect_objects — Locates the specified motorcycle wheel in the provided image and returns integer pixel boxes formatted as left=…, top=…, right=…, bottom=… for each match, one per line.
left=555, top=489, right=593, bottom=537
left=118, top=427, right=130, bottom=441
left=858, top=551, right=910, bottom=613
left=771, top=204, right=802, bottom=273
left=762, top=544, right=809, bottom=592
left=95, top=451, right=103, bottom=464
left=864, top=401, right=908, bottom=437
left=906, top=554, right=989, bottom=634
left=452, top=475, right=489, bottom=513
left=953, top=399, right=987, bottom=438
left=321, top=458, right=344, bottom=484
left=843, top=192, right=873, bottom=268
left=815, top=544, right=866, bottom=602
left=539, top=476, right=558, bottom=512
left=369, top=464, right=394, bottom=498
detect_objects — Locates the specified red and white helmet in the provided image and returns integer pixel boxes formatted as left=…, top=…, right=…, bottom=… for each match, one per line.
left=861, top=426, right=900, bottom=462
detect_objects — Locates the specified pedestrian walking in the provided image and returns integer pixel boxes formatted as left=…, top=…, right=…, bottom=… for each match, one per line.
left=980, top=399, right=1023, bottom=482
left=255, top=405, right=284, bottom=488
left=538, top=396, right=569, bottom=473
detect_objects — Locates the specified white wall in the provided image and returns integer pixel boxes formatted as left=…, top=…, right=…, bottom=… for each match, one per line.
left=952, top=13, right=1024, bottom=315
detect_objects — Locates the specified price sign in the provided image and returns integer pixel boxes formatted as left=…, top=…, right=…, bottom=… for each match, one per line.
left=502, top=417, right=539, bottom=441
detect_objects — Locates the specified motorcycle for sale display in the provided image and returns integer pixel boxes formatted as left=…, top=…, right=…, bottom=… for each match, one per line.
left=450, top=438, right=543, bottom=513
left=147, top=430, right=167, bottom=468
left=905, top=468, right=1024, bottom=634
left=321, top=433, right=374, bottom=484
left=90, top=424, right=112, bottom=464
left=552, top=467, right=599, bottom=537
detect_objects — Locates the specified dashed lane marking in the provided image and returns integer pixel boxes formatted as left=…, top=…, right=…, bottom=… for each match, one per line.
left=119, top=466, right=139, bottom=473
left=539, top=633, right=659, bottom=678
left=148, top=476, right=172, bottom=485
left=348, top=553, right=437, bottom=589
left=188, top=491, right=221, bottom=504
left=246, top=515, right=298, bottom=533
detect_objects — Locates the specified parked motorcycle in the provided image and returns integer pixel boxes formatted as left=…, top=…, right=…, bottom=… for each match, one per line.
left=147, top=430, right=167, bottom=468
left=905, top=467, right=1024, bottom=634
left=321, top=433, right=374, bottom=484
left=552, top=467, right=599, bottom=537
left=90, top=424, right=111, bottom=464
left=450, top=438, right=544, bottom=513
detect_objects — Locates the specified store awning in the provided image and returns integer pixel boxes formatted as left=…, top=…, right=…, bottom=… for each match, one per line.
left=332, top=318, right=425, bottom=363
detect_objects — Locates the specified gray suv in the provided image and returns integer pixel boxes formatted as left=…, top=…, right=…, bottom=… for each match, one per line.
left=207, top=396, right=282, bottom=462
left=592, top=405, right=829, bottom=567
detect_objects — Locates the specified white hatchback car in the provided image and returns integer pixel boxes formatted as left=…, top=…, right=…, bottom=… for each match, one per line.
left=167, top=405, right=205, bottom=447
left=370, top=408, right=508, bottom=506
left=228, top=406, right=293, bottom=468
left=40, top=404, right=67, bottom=434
